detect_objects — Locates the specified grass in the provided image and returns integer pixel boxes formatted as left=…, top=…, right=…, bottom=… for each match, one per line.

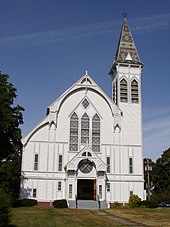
left=10, top=206, right=118, bottom=227
left=105, top=207, right=170, bottom=226
left=10, top=206, right=170, bottom=226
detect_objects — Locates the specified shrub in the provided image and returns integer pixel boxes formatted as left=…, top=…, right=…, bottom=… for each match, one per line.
left=12, top=198, right=37, bottom=207
left=141, top=198, right=158, bottom=208
left=0, top=188, right=11, bottom=226
left=128, top=194, right=141, bottom=208
left=110, top=202, right=123, bottom=208
left=12, top=199, right=21, bottom=207
left=53, top=199, right=68, bottom=208
left=140, top=200, right=148, bottom=208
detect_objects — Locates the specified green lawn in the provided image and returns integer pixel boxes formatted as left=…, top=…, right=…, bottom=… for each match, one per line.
left=10, top=206, right=170, bottom=227
left=105, top=208, right=170, bottom=226
left=10, top=206, right=117, bottom=227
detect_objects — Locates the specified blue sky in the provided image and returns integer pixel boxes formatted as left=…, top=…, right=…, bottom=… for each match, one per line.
left=0, top=0, right=170, bottom=160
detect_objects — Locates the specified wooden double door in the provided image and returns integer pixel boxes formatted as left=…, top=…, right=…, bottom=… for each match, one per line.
left=77, top=179, right=96, bottom=200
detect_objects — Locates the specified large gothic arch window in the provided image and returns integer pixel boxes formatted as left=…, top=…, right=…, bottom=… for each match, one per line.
left=69, top=112, right=78, bottom=151
left=81, top=113, right=89, bottom=145
left=120, top=78, right=128, bottom=103
left=92, top=114, right=100, bottom=152
left=131, top=79, right=139, bottom=103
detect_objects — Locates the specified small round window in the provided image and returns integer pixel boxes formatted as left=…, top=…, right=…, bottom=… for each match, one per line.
left=78, top=159, right=93, bottom=174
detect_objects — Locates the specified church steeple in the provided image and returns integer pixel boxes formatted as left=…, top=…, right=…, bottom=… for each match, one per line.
left=109, top=17, right=142, bottom=75
left=109, top=16, right=143, bottom=106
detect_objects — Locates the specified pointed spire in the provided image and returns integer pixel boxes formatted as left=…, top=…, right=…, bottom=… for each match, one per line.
left=114, top=16, right=142, bottom=65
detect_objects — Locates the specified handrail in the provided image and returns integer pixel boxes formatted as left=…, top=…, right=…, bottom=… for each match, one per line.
left=75, top=194, right=78, bottom=209
left=97, top=194, right=100, bottom=209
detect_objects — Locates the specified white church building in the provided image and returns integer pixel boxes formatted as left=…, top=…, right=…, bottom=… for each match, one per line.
left=21, top=17, right=145, bottom=207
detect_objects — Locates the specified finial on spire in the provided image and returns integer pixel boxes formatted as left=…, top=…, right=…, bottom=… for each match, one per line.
left=122, top=9, right=127, bottom=18
left=85, top=70, right=88, bottom=75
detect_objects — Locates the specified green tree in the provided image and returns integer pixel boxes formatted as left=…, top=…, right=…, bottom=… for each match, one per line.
left=0, top=188, right=11, bottom=226
left=143, top=158, right=154, bottom=200
left=0, top=73, right=24, bottom=200
left=152, top=147, right=170, bottom=201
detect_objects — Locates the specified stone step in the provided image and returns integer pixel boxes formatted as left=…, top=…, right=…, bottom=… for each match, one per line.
left=78, top=200, right=99, bottom=209
left=100, top=200, right=108, bottom=209
left=68, top=200, right=77, bottom=208
left=68, top=200, right=108, bottom=209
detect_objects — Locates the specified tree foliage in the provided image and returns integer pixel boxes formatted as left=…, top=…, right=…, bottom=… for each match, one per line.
left=0, top=153, right=22, bottom=200
left=152, top=147, right=170, bottom=201
left=0, top=74, right=24, bottom=162
left=128, top=194, right=141, bottom=208
left=0, top=73, right=24, bottom=200
left=0, top=188, right=11, bottom=226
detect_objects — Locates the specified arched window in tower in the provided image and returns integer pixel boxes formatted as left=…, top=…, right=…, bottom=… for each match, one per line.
left=69, top=112, right=78, bottom=151
left=92, top=114, right=100, bottom=152
left=112, top=79, right=117, bottom=104
left=81, top=113, right=89, bottom=145
left=131, top=79, right=139, bottom=103
left=120, top=78, right=128, bottom=102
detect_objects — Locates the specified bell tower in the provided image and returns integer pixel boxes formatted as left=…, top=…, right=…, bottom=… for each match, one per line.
left=109, top=16, right=143, bottom=147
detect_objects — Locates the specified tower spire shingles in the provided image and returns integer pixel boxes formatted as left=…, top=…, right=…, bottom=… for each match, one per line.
left=109, top=17, right=143, bottom=75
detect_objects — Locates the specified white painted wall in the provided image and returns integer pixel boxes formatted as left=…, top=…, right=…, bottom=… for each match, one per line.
left=21, top=74, right=144, bottom=204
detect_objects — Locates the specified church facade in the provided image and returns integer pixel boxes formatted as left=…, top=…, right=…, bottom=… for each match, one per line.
left=21, top=17, right=145, bottom=206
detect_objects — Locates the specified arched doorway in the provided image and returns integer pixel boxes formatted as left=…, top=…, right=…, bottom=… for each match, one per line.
left=77, top=159, right=96, bottom=200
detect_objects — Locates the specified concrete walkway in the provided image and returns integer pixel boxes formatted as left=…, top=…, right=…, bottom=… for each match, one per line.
left=95, top=210, right=147, bottom=226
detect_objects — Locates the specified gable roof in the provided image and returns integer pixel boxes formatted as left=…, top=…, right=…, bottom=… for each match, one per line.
left=22, top=71, right=122, bottom=145
left=48, top=71, right=121, bottom=117
left=65, top=145, right=107, bottom=172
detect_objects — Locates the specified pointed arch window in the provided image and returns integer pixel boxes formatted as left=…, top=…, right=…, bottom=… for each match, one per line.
left=69, top=112, right=78, bottom=151
left=120, top=78, right=128, bottom=103
left=81, top=113, right=89, bottom=144
left=92, top=114, right=100, bottom=152
left=112, top=79, right=117, bottom=104
left=131, top=79, right=139, bottom=103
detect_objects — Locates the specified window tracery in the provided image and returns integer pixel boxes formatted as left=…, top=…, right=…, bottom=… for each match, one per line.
left=92, top=114, right=100, bottom=152
left=69, top=112, right=78, bottom=151
left=69, top=112, right=100, bottom=152
left=81, top=113, right=89, bottom=144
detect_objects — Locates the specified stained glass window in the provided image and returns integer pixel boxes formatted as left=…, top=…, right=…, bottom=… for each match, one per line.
left=92, top=114, right=100, bottom=152
left=81, top=113, right=89, bottom=144
left=69, top=112, right=78, bottom=151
